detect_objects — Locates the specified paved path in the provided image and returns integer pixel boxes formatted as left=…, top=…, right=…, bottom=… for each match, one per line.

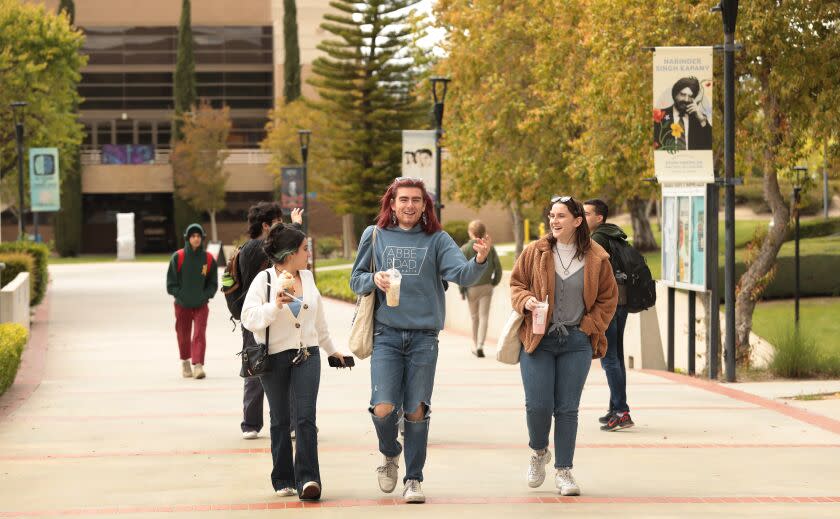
left=1, top=263, right=839, bottom=517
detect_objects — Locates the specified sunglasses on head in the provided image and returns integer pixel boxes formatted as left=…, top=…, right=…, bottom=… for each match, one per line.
left=394, top=176, right=423, bottom=183
left=551, top=195, right=572, bottom=204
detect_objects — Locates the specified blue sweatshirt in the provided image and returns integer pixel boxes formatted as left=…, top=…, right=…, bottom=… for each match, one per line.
left=350, top=224, right=488, bottom=331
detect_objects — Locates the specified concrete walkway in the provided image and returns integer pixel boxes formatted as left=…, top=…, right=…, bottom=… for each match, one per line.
left=0, top=263, right=839, bottom=518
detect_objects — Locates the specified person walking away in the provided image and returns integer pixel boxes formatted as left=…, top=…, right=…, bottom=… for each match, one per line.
left=510, top=195, right=617, bottom=496
left=350, top=177, right=492, bottom=504
left=237, top=203, right=303, bottom=439
left=584, top=199, right=634, bottom=431
left=241, top=223, right=349, bottom=501
left=166, top=223, right=218, bottom=379
left=460, top=220, right=503, bottom=357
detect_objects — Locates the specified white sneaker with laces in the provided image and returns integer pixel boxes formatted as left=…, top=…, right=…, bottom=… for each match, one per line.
left=527, top=449, right=552, bottom=488
left=402, top=479, right=425, bottom=503
left=376, top=455, right=399, bottom=493
left=242, top=430, right=259, bottom=440
left=193, top=363, right=206, bottom=379
left=555, top=468, right=581, bottom=496
left=275, top=488, right=295, bottom=497
left=181, top=360, right=192, bottom=378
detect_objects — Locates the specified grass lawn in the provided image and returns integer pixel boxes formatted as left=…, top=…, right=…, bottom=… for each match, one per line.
left=316, top=257, right=355, bottom=268
left=752, top=297, right=840, bottom=362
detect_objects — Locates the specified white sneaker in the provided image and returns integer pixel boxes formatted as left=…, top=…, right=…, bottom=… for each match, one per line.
left=555, top=468, right=580, bottom=496
left=376, top=455, right=399, bottom=493
left=193, top=364, right=206, bottom=379
left=402, top=479, right=425, bottom=503
left=300, top=481, right=321, bottom=500
left=242, top=430, right=259, bottom=440
left=275, top=487, right=295, bottom=497
left=181, top=360, right=192, bottom=378
left=527, top=449, right=552, bottom=487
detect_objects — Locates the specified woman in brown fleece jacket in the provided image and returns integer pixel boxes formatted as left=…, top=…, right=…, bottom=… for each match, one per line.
left=509, top=196, right=617, bottom=496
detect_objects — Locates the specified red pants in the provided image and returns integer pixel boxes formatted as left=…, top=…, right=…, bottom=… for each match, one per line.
left=174, top=303, right=209, bottom=365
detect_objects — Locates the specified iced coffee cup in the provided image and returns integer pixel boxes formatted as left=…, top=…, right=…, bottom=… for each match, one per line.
left=385, top=268, right=402, bottom=307
left=532, top=298, right=549, bottom=335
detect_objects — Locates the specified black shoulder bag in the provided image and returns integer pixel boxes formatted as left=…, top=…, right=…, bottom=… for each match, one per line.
left=238, top=271, right=272, bottom=377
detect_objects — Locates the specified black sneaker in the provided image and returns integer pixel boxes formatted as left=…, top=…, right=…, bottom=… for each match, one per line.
left=476, top=348, right=485, bottom=358
left=601, top=412, right=634, bottom=431
left=598, top=411, right=613, bottom=424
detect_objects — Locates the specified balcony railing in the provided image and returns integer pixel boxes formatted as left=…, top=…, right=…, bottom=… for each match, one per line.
left=81, top=146, right=270, bottom=166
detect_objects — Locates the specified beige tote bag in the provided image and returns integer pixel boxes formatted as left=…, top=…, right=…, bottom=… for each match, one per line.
left=496, top=310, right=524, bottom=364
left=349, top=229, right=377, bottom=359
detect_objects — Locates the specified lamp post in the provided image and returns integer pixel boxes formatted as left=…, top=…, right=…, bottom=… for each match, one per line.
left=792, top=165, right=807, bottom=327
left=10, top=102, right=27, bottom=241
left=298, top=129, right=311, bottom=235
left=430, top=77, right=451, bottom=223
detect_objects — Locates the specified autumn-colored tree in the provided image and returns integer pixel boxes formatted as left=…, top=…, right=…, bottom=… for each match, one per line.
left=0, top=0, right=85, bottom=228
left=171, top=102, right=231, bottom=242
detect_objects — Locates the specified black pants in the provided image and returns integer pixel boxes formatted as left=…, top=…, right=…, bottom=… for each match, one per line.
left=241, top=329, right=265, bottom=432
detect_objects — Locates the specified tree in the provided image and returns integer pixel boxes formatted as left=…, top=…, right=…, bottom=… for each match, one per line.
left=171, top=102, right=231, bottom=242
left=172, top=0, right=203, bottom=238
left=0, top=0, right=85, bottom=231
left=54, top=0, right=82, bottom=256
left=283, top=0, right=301, bottom=103
left=434, top=0, right=586, bottom=256
left=309, top=0, right=429, bottom=227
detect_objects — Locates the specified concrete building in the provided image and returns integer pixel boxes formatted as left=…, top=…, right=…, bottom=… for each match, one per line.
left=15, top=1, right=515, bottom=253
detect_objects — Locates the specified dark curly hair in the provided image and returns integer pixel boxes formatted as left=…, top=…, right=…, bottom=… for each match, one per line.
left=247, top=201, right=283, bottom=239
left=262, top=223, right=306, bottom=264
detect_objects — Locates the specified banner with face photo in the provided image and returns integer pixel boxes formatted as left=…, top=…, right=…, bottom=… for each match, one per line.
left=653, top=46, right=714, bottom=184
left=280, top=166, right=304, bottom=209
left=401, top=130, right=438, bottom=201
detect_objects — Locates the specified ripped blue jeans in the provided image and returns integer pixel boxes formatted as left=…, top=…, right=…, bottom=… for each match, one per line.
left=369, top=322, right=439, bottom=483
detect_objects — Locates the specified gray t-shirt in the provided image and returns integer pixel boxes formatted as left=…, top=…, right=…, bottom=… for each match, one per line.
left=549, top=268, right=585, bottom=336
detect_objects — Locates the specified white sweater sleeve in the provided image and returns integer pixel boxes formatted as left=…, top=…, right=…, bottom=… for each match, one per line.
left=314, top=289, right=337, bottom=356
left=241, top=271, right=282, bottom=334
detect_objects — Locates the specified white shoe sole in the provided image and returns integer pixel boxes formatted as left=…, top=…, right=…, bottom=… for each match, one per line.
left=404, top=493, right=426, bottom=503
left=242, top=431, right=259, bottom=440
left=559, top=486, right=580, bottom=496
left=275, top=488, right=296, bottom=497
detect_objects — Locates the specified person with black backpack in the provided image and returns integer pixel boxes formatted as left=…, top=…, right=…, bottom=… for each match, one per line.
left=585, top=199, right=646, bottom=432
left=228, top=202, right=302, bottom=439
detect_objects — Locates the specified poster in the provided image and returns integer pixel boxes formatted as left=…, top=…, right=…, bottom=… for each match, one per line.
left=661, top=187, right=706, bottom=290
left=401, top=130, right=437, bottom=200
left=280, top=166, right=304, bottom=209
left=653, top=47, right=714, bottom=184
left=28, top=147, right=61, bottom=212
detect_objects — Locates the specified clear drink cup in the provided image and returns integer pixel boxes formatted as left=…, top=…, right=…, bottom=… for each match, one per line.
left=386, top=268, right=402, bottom=307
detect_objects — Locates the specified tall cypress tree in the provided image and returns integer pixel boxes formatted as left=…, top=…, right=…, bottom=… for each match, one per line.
left=172, top=0, right=202, bottom=239
left=283, top=0, right=301, bottom=103
left=55, top=0, right=82, bottom=256
left=310, top=0, right=427, bottom=224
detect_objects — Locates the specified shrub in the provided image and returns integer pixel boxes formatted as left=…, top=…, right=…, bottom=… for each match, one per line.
left=768, top=326, right=824, bottom=378
left=0, top=242, right=49, bottom=306
left=793, top=217, right=840, bottom=241
left=315, top=236, right=342, bottom=258
left=443, top=220, right=470, bottom=246
left=315, top=269, right=355, bottom=303
left=0, top=253, right=36, bottom=300
left=0, top=323, right=29, bottom=396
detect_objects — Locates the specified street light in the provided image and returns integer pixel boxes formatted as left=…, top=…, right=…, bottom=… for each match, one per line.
left=298, top=129, right=311, bottom=235
left=792, top=165, right=807, bottom=327
left=430, top=76, right=451, bottom=223
left=10, top=101, right=27, bottom=241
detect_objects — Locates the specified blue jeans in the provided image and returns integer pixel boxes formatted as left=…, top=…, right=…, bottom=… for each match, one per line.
left=369, top=322, right=439, bottom=483
left=259, top=347, right=321, bottom=495
left=519, top=327, right=592, bottom=469
left=600, top=306, right=629, bottom=413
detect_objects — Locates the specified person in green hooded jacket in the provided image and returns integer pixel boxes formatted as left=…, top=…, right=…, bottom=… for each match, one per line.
left=166, top=223, right=218, bottom=379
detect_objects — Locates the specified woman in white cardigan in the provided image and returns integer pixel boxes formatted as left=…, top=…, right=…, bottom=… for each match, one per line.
left=241, top=223, right=347, bottom=501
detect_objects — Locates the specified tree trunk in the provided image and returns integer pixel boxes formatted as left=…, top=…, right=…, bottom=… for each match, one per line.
left=511, top=203, right=524, bottom=258
left=209, top=209, right=218, bottom=242
left=342, top=213, right=355, bottom=258
left=628, top=196, right=657, bottom=251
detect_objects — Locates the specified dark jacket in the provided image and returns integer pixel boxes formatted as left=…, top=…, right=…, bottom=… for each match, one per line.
left=166, top=223, right=218, bottom=308
left=653, top=105, right=712, bottom=150
left=591, top=223, right=627, bottom=270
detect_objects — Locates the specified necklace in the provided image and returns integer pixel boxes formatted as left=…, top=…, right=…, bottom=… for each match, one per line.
left=554, top=245, right=576, bottom=275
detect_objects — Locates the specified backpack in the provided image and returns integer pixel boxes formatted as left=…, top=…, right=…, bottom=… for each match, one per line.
left=220, top=242, right=269, bottom=321
left=177, top=248, right=214, bottom=274
left=604, top=237, right=657, bottom=313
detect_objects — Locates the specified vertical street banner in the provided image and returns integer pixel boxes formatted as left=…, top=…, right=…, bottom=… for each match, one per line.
left=401, top=130, right=438, bottom=201
left=29, top=147, right=61, bottom=212
left=653, top=47, right=714, bottom=184
left=280, top=166, right=304, bottom=209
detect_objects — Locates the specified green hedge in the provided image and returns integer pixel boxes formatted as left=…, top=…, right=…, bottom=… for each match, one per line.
left=0, top=323, right=29, bottom=396
left=443, top=220, right=470, bottom=247
left=793, top=217, right=840, bottom=241
left=0, top=252, right=36, bottom=301
left=0, top=242, right=49, bottom=306
left=315, top=269, right=355, bottom=303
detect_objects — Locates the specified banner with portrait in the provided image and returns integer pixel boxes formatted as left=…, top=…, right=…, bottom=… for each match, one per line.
left=280, top=166, right=304, bottom=209
left=661, top=186, right=707, bottom=291
left=401, top=130, right=437, bottom=201
left=653, top=46, right=714, bottom=184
